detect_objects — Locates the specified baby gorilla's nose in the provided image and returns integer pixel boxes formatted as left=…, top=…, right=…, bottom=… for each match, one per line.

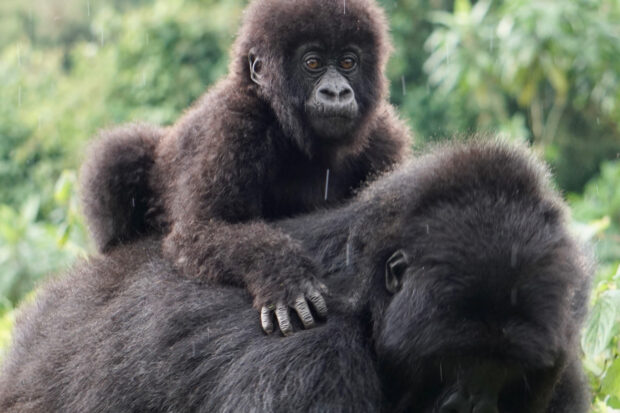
left=314, top=69, right=355, bottom=113
left=317, top=83, right=353, bottom=104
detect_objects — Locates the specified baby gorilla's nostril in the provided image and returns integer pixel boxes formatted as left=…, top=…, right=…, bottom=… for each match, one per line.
left=318, top=86, right=338, bottom=100
left=339, top=87, right=353, bottom=100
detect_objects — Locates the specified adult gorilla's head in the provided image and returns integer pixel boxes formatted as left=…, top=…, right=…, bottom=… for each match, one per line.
left=230, top=0, right=391, bottom=157
left=348, top=142, right=592, bottom=412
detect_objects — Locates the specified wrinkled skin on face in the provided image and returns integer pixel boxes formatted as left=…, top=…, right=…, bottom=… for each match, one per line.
left=239, top=0, right=392, bottom=159
left=296, top=43, right=361, bottom=140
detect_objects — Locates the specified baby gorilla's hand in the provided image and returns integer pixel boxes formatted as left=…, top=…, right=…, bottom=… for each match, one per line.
left=250, top=257, right=328, bottom=336
left=260, top=281, right=328, bottom=336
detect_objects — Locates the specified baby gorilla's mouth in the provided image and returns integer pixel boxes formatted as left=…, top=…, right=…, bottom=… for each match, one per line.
left=308, top=114, right=358, bottom=140
left=305, top=102, right=360, bottom=141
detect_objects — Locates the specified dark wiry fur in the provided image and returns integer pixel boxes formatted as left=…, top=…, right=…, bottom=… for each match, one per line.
left=79, top=0, right=411, bottom=313
left=80, top=123, right=164, bottom=249
left=1, top=142, right=591, bottom=412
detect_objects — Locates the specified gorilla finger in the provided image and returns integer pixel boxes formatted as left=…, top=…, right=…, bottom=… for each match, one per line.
left=261, top=306, right=274, bottom=334
left=307, top=287, right=328, bottom=318
left=275, top=301, right=293, bottom=336
left=294, top=294, right=316, bottom=329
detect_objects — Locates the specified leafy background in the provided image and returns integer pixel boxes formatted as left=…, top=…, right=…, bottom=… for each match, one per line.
left=0, top=0, right=618, bottom=410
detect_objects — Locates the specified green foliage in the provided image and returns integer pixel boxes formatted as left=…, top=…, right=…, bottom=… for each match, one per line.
left=571, top=161, right=620, bottom=410
left=418, top=0, right=620, bottom=190
left=572, top=161, right=620, bottom=267
left=0, top=172, right=87, bottom=305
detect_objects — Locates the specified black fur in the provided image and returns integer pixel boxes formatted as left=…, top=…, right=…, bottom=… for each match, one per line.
left=1, top=142, right=592, bottom=412
left=80, top=123, right=163, bottom=249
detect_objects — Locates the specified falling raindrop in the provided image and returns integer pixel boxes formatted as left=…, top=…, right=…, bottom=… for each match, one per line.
left=445, top=43, right=451, bottom=65
left=346, top=242, right=351, bottom=266
left=87, top=0, right=90, bottom=17
left=343, top=0, right=346, bottom=14
left=426, top=224, right=429, bottom=234
left=17, top=46, right=21, bottom=68
left=401, top=75, right=406, bottom=96
left=324, top=169, right=330, bottom=201
left=100, top=29, right=104, bottom=47
left=489, top=36, right=493, bottom=52
left=18, top=86, right=21, bottom=107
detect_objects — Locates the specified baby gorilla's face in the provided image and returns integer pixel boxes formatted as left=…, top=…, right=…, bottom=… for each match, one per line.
left=291, top=42, right=364, bottom=142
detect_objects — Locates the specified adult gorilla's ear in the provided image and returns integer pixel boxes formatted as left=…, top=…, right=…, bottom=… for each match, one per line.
left=385, top=250, right=409, bottom=294
left=248, top=47, right=264, bottom=85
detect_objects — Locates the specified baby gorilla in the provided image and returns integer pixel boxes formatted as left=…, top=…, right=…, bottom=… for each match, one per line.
left=0, top=142, right=592, bottom=412
left=80, top=0, right=411, bottom=335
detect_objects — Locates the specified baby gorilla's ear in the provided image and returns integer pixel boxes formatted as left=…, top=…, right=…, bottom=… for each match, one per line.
left=248, top=48, right=264, bottom=85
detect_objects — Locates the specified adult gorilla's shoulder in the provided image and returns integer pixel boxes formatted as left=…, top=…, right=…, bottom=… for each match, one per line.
left=1, top=141, right=592, bottom=413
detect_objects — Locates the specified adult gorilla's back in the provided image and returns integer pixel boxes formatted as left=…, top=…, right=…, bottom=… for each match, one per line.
left=0, top=141, right=592, bottom=412
left=0, top=241, right=378, bottom=412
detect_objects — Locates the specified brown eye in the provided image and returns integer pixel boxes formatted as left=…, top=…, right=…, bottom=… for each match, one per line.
left=305, top=58, right=321, bottom=70
left=339, top=57, right=356, bottom=70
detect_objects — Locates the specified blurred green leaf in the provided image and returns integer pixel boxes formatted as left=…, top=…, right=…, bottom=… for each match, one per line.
left=454, top=0, right=472, bottom=16
left=54, top=170, right=75, bottom=205
left=20, top=197, right=40, bottom=224
left=602, top=358, right=620, bottom=400
left=583, top=293, right=617, bottom=358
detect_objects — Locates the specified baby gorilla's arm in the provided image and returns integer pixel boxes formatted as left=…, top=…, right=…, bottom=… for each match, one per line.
left=163, top=219, right=327, bottom=335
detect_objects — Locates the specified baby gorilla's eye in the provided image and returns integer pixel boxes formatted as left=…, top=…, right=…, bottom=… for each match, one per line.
left=339, top=57, right=356, bottom=70
left=305, top=57, right=322, bottom=70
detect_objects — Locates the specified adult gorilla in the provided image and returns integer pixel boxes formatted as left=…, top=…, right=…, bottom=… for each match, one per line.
left=0, top=142, right=591, bottom=412
left=80, top=0, right=411, bottom=334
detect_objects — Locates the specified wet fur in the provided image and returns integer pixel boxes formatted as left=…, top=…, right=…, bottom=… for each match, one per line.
left=2, top=142, right=591, bottom=412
